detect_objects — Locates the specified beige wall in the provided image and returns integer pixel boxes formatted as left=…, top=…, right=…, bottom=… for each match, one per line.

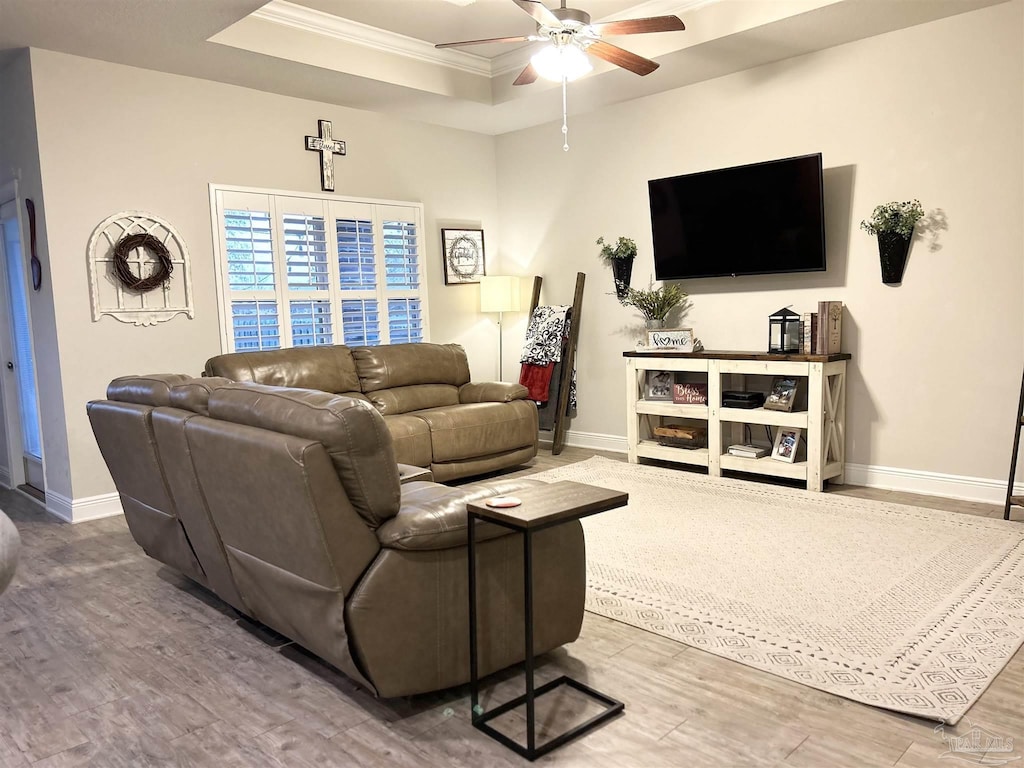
left=0, top=51, right=72, bottom=499
left=495, top=1, right=1024, bottom=485
left=27, top=49, right=500, bottom=501
left=10, top=0, right=1024, bottom=509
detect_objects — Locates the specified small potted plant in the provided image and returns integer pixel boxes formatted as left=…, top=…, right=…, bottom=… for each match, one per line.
left=620, top=280, right=687, bottom=330
left=597, top=236, right=637, bottom=299
left=860, top=199, right=924, bottom=285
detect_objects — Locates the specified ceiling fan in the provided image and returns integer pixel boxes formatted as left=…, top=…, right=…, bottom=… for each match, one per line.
left=435, top=0, right=686, bottom=86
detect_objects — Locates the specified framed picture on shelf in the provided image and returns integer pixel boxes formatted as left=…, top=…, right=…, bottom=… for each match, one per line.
left=771, top=427, right=801, bottom=463
left=645, top=370, right=674, bottom=401
left=764, top=376, right=798, bottom=412
left=441, top=228, right=485, bottom=285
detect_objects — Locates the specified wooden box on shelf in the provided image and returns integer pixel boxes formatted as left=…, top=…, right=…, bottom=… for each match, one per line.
left=653, top=424, right=707, bottom=450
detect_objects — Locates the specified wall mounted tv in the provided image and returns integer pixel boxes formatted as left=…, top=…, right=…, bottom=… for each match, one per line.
left=649, top=153, right=826, bottom=280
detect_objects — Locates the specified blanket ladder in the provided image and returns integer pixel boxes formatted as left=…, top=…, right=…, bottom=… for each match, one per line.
left=526, top=272, right=585, bottom=455
left=1005, top=367, right=1024, bottom=520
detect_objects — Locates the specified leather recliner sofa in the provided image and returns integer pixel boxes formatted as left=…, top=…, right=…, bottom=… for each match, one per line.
left=204, top=343, right=538, bottom=482
left=87, top=374, right=585, bottom=698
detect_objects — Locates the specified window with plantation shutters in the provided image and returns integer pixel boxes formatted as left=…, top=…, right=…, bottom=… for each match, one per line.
left=211, top=187, right=428, bottom=352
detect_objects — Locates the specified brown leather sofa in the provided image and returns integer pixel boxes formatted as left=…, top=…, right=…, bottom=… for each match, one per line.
left=204, top=343, right=538, bottom=482
left=88, top=375, right=585, bottom=698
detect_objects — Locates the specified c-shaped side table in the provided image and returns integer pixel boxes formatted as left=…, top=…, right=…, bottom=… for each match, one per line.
left=466, top=480, right=628, bottom=761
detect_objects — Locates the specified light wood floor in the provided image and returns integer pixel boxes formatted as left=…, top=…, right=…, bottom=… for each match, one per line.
left=0, top=448, right=1020, bottom=767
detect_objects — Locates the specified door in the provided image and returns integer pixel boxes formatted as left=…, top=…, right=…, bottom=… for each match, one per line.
left=0, top=197, right=44, bottom=494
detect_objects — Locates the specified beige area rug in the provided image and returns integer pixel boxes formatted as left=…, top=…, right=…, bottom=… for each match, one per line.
left=531, top=456, right=1024, bottom=723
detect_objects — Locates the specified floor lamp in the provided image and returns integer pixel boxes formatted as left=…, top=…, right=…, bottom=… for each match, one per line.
left=479, top=275, right=522, bottom=381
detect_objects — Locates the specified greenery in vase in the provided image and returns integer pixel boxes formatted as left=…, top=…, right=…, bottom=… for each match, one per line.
left=619, top=280, right=687, bottom=322
left=596, top=236, right=637, bottom=262
left=860, top=199, right=924, bottom=238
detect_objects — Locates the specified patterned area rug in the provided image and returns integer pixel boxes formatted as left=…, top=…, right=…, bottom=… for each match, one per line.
left=531, top=457, right=1024, bottom=724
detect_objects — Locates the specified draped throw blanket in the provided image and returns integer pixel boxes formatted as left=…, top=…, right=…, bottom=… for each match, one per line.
left=519, top=305, right=577, bottom=430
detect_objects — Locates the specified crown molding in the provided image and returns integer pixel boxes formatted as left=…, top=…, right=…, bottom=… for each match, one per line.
left=253, top=0, right=493, bottom=77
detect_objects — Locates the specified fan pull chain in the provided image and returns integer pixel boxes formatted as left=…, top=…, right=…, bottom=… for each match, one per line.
left=561, top=75, right=570, bottom=152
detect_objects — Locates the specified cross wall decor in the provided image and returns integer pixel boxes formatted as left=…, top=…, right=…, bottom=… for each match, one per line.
left=305, top=119, right=346, bottom=192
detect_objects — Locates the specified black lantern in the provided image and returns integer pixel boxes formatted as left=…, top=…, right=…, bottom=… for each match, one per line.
left=768, top=307, right=801, bottom=354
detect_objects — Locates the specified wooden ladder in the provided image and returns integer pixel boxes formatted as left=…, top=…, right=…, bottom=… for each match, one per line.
left=526, top=272, right=585, bottom=455
left=1005, top=368, right=1024, bottom=520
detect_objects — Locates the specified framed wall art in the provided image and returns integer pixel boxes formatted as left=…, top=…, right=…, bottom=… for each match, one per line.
left=441, top=228, right=486, bottom=285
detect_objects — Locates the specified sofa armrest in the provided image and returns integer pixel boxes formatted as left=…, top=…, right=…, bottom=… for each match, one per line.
left=459, top=381, right=528, bottom=404
left=398, top=463, right=433, bottom=484
left=377, top=479, right=544, bottom=551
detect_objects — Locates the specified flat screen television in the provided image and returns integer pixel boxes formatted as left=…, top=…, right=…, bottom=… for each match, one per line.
left=648, top=153, right=826, bottom=279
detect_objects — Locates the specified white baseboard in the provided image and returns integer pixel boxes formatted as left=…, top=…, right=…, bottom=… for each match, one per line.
left=843, top=463, right=1022, bottom=506
left=539, top=429, right=628, bottom=454
left=551, top=429, right=1020, bottom=505
left=46, top=491, right=124, bottom=524
left=0, top=465, right=9, bottom=489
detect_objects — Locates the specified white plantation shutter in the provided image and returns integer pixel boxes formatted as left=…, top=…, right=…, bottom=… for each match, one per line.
left=213, top=188, right=427, bottom=352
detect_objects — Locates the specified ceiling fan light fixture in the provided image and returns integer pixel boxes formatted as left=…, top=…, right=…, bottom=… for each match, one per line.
left=530, top=42, right=592, bottom=82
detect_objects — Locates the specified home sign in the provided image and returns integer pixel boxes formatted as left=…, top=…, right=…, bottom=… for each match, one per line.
left=647, top=328, right=694, bottom=352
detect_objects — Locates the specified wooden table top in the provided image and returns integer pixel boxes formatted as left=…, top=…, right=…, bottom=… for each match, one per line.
left=467, top=481, right=628, bottom=530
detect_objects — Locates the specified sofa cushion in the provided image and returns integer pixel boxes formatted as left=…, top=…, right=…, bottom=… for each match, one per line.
left=107, top=374, right=192, bottom=406
left=368, top=384, right=460, bottom=416
left=208, top=383, right=400, bottom=527
left=168, top=377, right=235, bottom=415
left=459, top=382, right=529, bottom=403
left=352, top=343, right=471, bottom=393
left=384, top=414, right=433, bottom=467
left=204, top=346, right=364, bottom=397
left=412, top=401, right=538, bottom=463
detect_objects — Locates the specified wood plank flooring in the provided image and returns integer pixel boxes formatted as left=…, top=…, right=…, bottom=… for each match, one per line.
left=0, top=448, right=1020, bottom=767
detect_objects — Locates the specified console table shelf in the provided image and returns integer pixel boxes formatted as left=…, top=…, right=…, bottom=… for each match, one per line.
left=624, top=350, right=850, bottom=492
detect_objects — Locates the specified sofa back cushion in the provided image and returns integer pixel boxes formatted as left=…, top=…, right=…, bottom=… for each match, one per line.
left=352, top=343, right=470, bottom=415
left=183, top=415, right=379, bottom=689
left=168, top=377, right=234, bottom=415
left=208, top=383, right=401, bottom=527
left=107, top=373, right=193, bottom=406
left=204, top=347, right=365, bottom=399
left=87, top=398, right=205, bottom=583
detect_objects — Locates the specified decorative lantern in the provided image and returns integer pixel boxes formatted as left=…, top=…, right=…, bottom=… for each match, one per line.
left=768, top=307, right=801, bottom=354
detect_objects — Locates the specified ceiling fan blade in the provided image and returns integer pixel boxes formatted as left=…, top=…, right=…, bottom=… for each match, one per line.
left=435, top=35, right=532, bottom=49
left=513, top=62, right=539, bottom=86
left=513, top=0, right=562, bottom=28
left=589, top=16, right=685, bottom=36
left=587, top=40, right=659, bottom=76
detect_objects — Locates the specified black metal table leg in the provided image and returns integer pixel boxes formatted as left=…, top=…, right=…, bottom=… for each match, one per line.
left=468, top=512, right=478, bottom=722
left=523, top=528, right=535, bottom=754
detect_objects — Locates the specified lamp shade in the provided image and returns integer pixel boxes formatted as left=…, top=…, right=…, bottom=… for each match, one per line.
left=480, top=275, right=521, bottom=314
left=531, top=43, right=593, bottom=82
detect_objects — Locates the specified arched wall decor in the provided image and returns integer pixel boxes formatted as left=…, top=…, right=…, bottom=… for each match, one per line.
left=87, top=211, right=194, bottom=325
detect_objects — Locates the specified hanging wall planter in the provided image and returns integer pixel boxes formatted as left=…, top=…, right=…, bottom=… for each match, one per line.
left=597, top=235, right=638, bottom=300
left=877, top=232, right=912, bottom=285
left=611, top=256, right=634, bottom=300
left=860, top=199, right=924, bottom=287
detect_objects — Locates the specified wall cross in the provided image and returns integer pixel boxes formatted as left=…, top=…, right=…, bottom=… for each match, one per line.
left=304, top=119, right=347, bottom=192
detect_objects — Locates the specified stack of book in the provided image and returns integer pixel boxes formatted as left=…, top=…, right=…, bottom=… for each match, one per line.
left=801, top=301, right=844, bottom=354
left=727, top=444, right=768, bottom=458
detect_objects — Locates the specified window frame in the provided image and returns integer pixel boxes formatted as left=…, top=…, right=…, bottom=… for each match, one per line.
left=209, top=184, right=428, bottom=353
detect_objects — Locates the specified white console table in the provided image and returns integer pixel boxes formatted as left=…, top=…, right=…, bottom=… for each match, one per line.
left=625, top=350, right=850, bottom=492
